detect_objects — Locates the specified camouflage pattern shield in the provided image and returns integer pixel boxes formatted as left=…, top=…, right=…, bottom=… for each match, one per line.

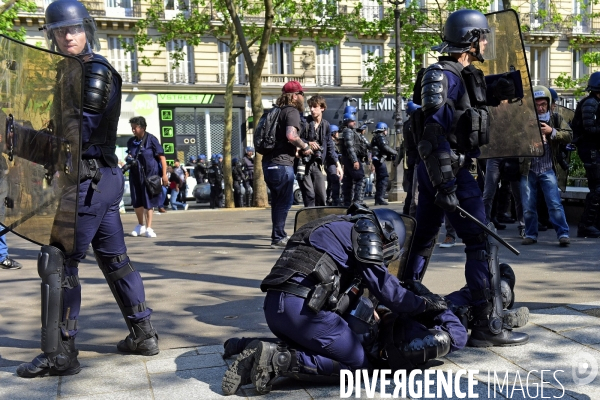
left=0, top=35, right=82, bottom=253
left=294, top=207, right=416, bottom=281
left=555, top=105, right=575, bottom=191
left=476, top=10, right=544, bottom=159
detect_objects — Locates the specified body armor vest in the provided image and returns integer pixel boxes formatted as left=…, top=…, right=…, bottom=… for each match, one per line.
left=82, top=54, right=122, bottom=167
left=581, top=95, right=600, bottom=146
left=260, top=215, right=351, bottom=291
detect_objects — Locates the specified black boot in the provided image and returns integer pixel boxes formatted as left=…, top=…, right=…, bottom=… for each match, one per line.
left=117, top=319, right=159, bottom=356
left=374, top=198, right=389, bottom=205
left=250, top=341, right=296, bottom=394
left=491, top=217, right=506, bottom=230
left=223, top=337, right=278, bottom=359
left=401, top=329, right=451, bottom=366
left=17, top=338, right=80, bottom=378
left=468, top=303, right=529, bottom=347
left=222, top=340, right=260, bottom=395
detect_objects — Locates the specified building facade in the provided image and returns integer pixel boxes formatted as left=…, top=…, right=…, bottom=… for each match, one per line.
left=13, top=0, right=598, bottom=164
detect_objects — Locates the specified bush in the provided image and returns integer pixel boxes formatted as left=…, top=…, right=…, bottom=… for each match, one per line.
left=568, top=151, right=587, bottom=186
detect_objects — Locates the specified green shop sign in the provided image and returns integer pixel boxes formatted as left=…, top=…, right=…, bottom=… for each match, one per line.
left=157, top=94, right=215, bottom=105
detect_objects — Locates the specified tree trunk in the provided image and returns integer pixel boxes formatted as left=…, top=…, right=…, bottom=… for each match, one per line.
left=222, top=33, right=238, bottom=208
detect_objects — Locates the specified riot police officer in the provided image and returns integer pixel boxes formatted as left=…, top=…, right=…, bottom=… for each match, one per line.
left=404, top=9, right=529, bottom=347
left=340, top=108, right=369, bottom=206
left=208, top=155, right=224, bottom=209
left=193, top=154, right=207, bottom=184
left=403, top=101, right=421, bottom=215
left=573, top=72, right=600, bottom=238
left=222, top=205, right=466, bottom=395
left=242, top=147, right=254, bottom=206
left=371, top=122, right=398, bottom=205
left=232, top=157, right=247, bottom=208
left=326, top=124, right=343, bottom=205
left=17, top=0, right=159, bottom=378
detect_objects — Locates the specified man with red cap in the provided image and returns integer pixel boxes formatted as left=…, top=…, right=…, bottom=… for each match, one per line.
left=263, top=81, right=312, bottom=248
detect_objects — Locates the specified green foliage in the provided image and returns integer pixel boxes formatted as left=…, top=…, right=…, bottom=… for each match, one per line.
left=568, top=151, right=587, bottom=184
left=0, top=0, right=37, bottom=41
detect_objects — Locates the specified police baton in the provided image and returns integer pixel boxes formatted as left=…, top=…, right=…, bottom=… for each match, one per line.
left=455, top=205, right=520, bottom=256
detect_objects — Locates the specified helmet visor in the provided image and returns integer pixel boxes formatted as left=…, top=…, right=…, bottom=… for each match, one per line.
left=479, top=28, right=496, bottom=61
left=43, top=18, right=99, bottom=55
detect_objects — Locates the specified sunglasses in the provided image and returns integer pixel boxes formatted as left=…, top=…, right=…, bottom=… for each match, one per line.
left=295, top=91, right=304, bottom=96
left=54, top=25, right=85, bottom=37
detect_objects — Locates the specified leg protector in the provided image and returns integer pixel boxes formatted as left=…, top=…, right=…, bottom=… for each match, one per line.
left=404, top=235, right=438, bottom=282
left=578, top=192, right=600, bottom=237
left=94, top=252, right=159, bottom=356
left=353, top=176, right=366, bottom=204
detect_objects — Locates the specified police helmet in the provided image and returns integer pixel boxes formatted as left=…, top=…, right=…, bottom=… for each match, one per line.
left=357, top=124, right=368, bottom=133
left=344, top=105, right=357, bottom=115
left=217, top=153, right=223, bottom=159
left=532, top=85, right=552, bottom=105
left=189, top=155, right=197, bottom=162
left=232, top=157, right=239, bottom=165
left=343, top=112, right=356, bottom=123
left=374, top=122, right=388, bottom=132
left=406, top=101, right=421, bottom=115
left=330, top=124, right=339, bottom=133
left=432, top=9, right=491, bottom=62
left=548, top=88, right=559, bottom=104
left=43, top=0, right=100, bottom=56
left=586, top=71, right=600, bottom=92
left=199, top=154, right=206, bottom=161
left=245, top=146, right=254, bottom=153
left=211, top=155, right=219, bottom=165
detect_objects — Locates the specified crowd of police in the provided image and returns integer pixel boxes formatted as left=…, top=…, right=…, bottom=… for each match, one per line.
left=6, top=1, right=600, bottom=398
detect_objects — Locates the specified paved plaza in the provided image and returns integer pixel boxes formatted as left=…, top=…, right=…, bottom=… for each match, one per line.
left=1, top=203, right=600, bottom=399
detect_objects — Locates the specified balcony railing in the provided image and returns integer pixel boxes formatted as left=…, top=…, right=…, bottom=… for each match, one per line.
left=260, top=74, right=305, bottom=85
left=164, top=72, right=195, bottom=84
left=562, top=14, right=600, bottom=34
left=118, top=70, right=139, bottom=84
left=520, top=12, right=561, bottom=32
left=216, top=73, right=248, bottom=85
left=81, top=0, right=106, bottom=16
left=316, top=75, right=341, bottom=86
left=360, top=5, right=383, bottom=21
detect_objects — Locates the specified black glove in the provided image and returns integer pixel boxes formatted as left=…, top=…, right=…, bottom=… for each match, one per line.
left=420, top=293, right=448, bottom=313
left=434, top=185, right=459, bottom=213
left=402, top=279, right=434, bottom=297
left=492, top=76, right=516, bottom=101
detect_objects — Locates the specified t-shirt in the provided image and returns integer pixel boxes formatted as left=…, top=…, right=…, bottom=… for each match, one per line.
left=266, top=105, right=301, bottom=166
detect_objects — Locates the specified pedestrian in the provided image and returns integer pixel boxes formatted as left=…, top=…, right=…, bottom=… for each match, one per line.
left=172, top=159, right=188, bottom=204
left=262, top=81, right=312, bottom=248
left=0, top=235, right=22, bottom=270
left=127, top=116, right=168, bottom=238
left=17, top=0, right=159, bottom=378
left=167, top=166, right=188, bottom=211
left=520, top=86, right=572, bottom=246
left=572, top=72, right=600, bottom=238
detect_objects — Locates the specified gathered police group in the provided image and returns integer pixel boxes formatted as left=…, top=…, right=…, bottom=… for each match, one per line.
left=4, top=2, right=600, bottom=397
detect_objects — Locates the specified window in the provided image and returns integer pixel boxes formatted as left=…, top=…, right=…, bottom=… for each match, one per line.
left=530, top=0, right=548, bottom=28
left=316, top=47, right=339, bottom=86
left=105, top=0, right=133, bottom=17
left=167, top=40, right=194, bottom=84
left=361, top=0, right=383, bottom=22
left=573, top=50, right=589, bottom=80
left=361, top=44, right=382, bottom=83
left=268, top=43, right=293, bottom=75
left=573, top=0, right=590, bottom=33
left=410, top=49, right=426, bottom=76
left=489, top=0, right=504, bottom=12
left=218, top=41, right=246, bottom=85
left=526, top=46, right=549, bottom=86
left=164, top=0, right=190, bottom=18
left=107, top=37, right=137, bottom=83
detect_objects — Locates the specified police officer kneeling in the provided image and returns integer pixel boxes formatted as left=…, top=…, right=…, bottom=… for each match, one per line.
left=222, top=205, right=467, bottom=395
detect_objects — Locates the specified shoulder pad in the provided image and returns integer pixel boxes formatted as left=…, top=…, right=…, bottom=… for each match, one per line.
left=83, top=60, right=113, bottom=114
left=421, top=63, right=448, bottom=114
left=351, top=217, right=384, bottom=264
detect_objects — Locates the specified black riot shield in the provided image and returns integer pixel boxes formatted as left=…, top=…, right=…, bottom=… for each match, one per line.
left=0, top=35, right=82, bottom=253
left=294, top=207, right=416, bottom=281
left=555, top=105, right=575, bottom=191
left=476, top=10, right=544, bottom=159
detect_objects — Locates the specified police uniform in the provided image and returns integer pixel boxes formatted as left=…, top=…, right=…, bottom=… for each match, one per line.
left=242, top=147, right=254, bottom=206
left=17, top=0, right=158, bottom=378
left=573, top=73, right=600, bottom=238
left=222, top=207, right=466, bottom=395
left=371, top=123, right=398, bottom=205
left=208, top=156, right=224, bottom=208
left=404, top=9, right=529, bottom=347
left=232, top=157, right=247, bottom=207
left=340, top=119, right=369, bottom=206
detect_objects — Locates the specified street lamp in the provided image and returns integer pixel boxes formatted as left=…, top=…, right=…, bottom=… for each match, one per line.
left=387, top=0, right=405, bottom=202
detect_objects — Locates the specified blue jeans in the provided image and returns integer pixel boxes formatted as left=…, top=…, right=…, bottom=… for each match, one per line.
left=170, top=188, right=186, bottom=210
left=0, top=234, right=7, bottom=261
left=520, top=169, right=569, bottom=239
left=263, top=162, right=294, bottom=242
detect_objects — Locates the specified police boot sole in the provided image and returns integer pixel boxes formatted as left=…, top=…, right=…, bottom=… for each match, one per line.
left=117, top=339, right=160, bottom=356
left=503, top=307, right=529, bottom=328
left=222, top=343, right=258, bottom=395
left=251, top=342, right=277, bottom=395
left=468, top=331, right=530, bottom=348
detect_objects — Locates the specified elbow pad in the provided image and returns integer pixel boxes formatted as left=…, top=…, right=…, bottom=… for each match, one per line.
left=421, top=64, right=448, bottom=113
left=83, top=61, right=113, bottom=114
left=352, top=218, right=384, bottom=265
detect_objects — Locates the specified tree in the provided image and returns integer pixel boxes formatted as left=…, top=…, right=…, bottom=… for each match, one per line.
left=0, top=0, right=36, bottom=41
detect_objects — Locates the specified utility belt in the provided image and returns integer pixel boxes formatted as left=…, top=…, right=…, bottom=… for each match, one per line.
left=79, top=158, right=107, bottom=191
left=266, top=252, right=361, bottom=314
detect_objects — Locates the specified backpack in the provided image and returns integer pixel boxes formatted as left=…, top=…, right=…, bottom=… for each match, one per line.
left=253, top=106, right=282, bottom=155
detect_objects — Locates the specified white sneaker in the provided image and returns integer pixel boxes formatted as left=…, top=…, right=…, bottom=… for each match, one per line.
left=131, top=224, right=146, bottom=237
left=184, top=204, right=189, bottom=211
left=145, top=228, right=157, bottom=238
